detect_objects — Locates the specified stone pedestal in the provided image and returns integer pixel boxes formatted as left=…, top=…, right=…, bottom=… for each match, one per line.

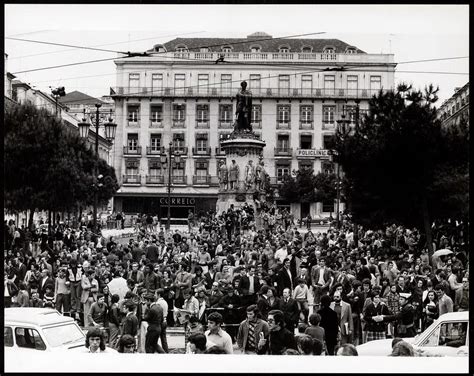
left=216, top=133, right=266, bottom=214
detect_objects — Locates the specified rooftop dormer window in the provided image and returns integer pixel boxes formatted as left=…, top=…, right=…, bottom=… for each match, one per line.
left=345, top=47, right=357, bottom=54
left=222, top=46, right=233, bottom=53
left=323, top=46, right=335, bottom=54
left=175, top=45, right=188, bottom=52
left=250, top=45, right=261, bottom=53
left=279, top=45, right=290, bottom=53
left=301, top=46, right=313, bottom=53
left=200, top=47, right=210, bottom=52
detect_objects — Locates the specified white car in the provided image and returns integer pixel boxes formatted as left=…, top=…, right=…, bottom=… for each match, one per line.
left=357, top=311, right=469, bottom=356
left=4, top=308, right=86, bottom=353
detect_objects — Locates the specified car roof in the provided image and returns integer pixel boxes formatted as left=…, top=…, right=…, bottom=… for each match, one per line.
left=4, top=308, right=76, bottom=327
left=438, top=311, right=469, bottom=321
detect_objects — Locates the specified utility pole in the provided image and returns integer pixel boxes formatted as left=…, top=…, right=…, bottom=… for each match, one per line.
left=167, top=141, right=172, bottom=232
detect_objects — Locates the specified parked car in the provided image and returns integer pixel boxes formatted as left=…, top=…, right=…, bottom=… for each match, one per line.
left=356, top=311, right=469, bottom=356
left=4, top=308, right=85, bottom=353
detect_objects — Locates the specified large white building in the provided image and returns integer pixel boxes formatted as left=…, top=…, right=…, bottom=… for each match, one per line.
left=110, top=32, right=395, bottom=220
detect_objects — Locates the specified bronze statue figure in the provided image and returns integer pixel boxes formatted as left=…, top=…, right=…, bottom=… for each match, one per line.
left=233, top=81, right=253, bottom=133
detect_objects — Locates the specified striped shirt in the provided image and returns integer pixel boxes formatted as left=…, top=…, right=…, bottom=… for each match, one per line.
left=247, top=320, right=257, bottom=350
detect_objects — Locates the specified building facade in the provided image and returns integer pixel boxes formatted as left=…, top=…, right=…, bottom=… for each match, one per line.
left=438, top=82, right=469, bottom=129
left=110, top=32, right=396, bottom=220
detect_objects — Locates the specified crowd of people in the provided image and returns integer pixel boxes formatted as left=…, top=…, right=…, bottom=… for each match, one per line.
left=4, top=205, right=469, bottom=355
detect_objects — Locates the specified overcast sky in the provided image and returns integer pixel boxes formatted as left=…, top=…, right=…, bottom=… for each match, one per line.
left=5, top=4, right=469, bottom=104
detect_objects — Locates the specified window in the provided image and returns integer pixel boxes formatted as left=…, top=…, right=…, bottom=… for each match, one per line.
left=251, top=105, right=262, bottom=125
left=370, top=76, right=382, bottom=94
left=300, top=135, right=312, bottom=149
left=127, top=134, right=139, bottom=150
left=15, top=327, right=46, bottom=350
left=174, top=73, right=186, bottom=94
left=219, top=104, right=233, bottom=124
left=148, top=160, right=163, bottom=178
left=129, top=73, right=140, bottom=91
left=323, top=135, right=336, bottom=150
left=321, top=161, right=334, bottom=174
left=195, top=133, right=208, bottom=152
left=196, top=104, right=209, bottom=123
left=198, top=74, right=209, bottom=94
left=279, top=75, right=290, bottom=95
left=346, top=47, right=356, bottom=54
left=176, top=45, right=188, bottom=52
left=172, top=160, right=185, bottom=178
left=301, top=46, right=312, bottom=53
left=4, top=327, right=13, bottom=347
left=150, top=134, right=161, bottom=151
left=277, top=105, right=291, bottom=124
left=277, top=134, right=290, bottom=150
left=323, top=47, right=335, bottom=54
left=128, top=105, right=140, bottom=122
left=173, top=104, right=186, bottom=122
left=276, top=163, right=290, bottom=182
left=324, top=75, right=335, bottom=95
left=150, top=104, right=163, bottom=123
left=250, top=46, right=261, bottom=53
left=200, top=47, right=210, bottom=52
left=300, top=105, right=313, bottom=123
left=345, top=105, right=357, bottom=123
left=172, top=133, right=185, bottom=151
left=222, top=46, right=232, bottom=53
left=301, top=75, right=313, bottom=95
left=221, top=74, right=232, bottom=96
left=323, top=105, right=336, bottom=123
left=42, top=324, right=84, bottom=348
left=151, top=73, right=163, bottom=94
left=279, top=46, right=289, bottom=53
left=249, top=74, right=261, bottom=94
left=195, top=161, right=209, bottom=181
left=347, top=75, right=358, bottom=96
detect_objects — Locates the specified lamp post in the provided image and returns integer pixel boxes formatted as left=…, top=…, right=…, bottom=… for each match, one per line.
left=335, top=108, right=350, bottom=229
left=161, top=142, right=182, bottom=232
left=78, top=106, right=117, bottom=234
left=51, top=86, right=66, bottom=117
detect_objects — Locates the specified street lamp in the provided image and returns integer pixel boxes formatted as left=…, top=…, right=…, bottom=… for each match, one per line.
left=335, top=106, right=350, bottom=229
left=161, top=142, right=183, bottom=232
left=51, top=86, right=66, bottom=117
left=78, top=105, right=117, bottom=234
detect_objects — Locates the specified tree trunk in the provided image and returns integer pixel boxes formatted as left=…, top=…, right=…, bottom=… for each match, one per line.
left=28, top=208, right=35, bottom=230
left=421, top=196, right=434, bottom=265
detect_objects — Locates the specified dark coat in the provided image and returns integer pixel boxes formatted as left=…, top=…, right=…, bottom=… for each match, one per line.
left=317, top=306, right=339, bottom=345
left=122, top=313, right=139, bottom=336
left=257, top=327, right=297, bottom=355
left=38, top=277, right=55, bottom=298
left=145, top=303, right=164, bottom=331
left=203, top=271, right=218, bottom=290
left=277, top=268, right=294, bottom=296
left=279, top=297, right=300, bottom=327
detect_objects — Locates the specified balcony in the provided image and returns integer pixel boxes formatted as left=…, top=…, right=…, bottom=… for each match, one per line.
left=146, top=175, right=165, bottom=185
left=123, top=146, right=142, bottom=156
left=170, top=146, right=188, bottom=155
left=219, top=121, right=233, bottom=129
left=196, top=121, right=210, bottom=129
left=192, top=147, right=211, bottom=157
left=123, top=174, right=141, bottom=184
left=111, top=86, right=388, bottom=100
left=127, top=119, right=140, bottom=127
left=215, top=147, right=226, bottom=156
left=299, top=121, right=313, bottom=130
left=146, top=146, right=166, bottom=156
left=276, top=122, right=291, bottom=130
left=149, top=119, right=164, bottom=128
left=193, top=175, right=211, bottom=185
left=274, top=147, right=293, bottom=157
left=172, top=120, right=186, bottom=128
left=322, top=122, right=336, bottom=131
left=171, top=175, right=187, bottom=185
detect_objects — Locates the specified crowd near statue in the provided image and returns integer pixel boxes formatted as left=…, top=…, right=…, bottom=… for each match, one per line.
left=233, top=81, right=253, bottom=133
left=228, top=160, right=239, bottom=190
left=218, top=160, right=229, bottom=191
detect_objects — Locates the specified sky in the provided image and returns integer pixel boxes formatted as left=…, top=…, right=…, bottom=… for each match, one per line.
left=4, top=4, right=469, bottom=105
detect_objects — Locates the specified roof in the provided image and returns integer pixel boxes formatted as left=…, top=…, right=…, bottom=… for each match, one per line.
left=4, top=308, right=76, bottom=327
left=437, top=311, right=469, bottom=321
left=161, top=35, right=365, bottom=54
left=59, top=90, right=104, bottom=105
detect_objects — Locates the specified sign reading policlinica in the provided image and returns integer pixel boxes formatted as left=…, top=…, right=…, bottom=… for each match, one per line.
left=159, top=197, right=196, bottom=205
left=296, top=149, right=331, bottom=158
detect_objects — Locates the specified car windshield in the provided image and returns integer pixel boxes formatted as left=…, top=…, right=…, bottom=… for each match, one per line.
left=42, top=324, right=84, bottom=347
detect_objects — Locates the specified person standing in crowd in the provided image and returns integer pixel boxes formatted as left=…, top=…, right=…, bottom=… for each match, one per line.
left=188, top=332, right=207, bottom=354
left=237, top=304, right=270, bottom=354
left=382, top=293, right=417, bottom=338
left=205, top=312, right=233, bottom=354
left=330, top=290, right=353, bottom=345
left=317, top=295, right=339, bottom=355
left=363, top=291, right=392, bottom=342
left=257, top=309, right=297, bottom=355
left=81, top=269, right=99, bottom=328
left=311, top=258, right=331, bottom=308
left=144, top=292, right=165, bottom=353
left=54, top=267, right=71, bottom=315
left=279, top=287, right=299, bottom=334
left=67, top=259, right=83, bottom=320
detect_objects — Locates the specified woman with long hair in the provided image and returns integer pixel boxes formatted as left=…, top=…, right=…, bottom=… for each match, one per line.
left=422, top=290, right=439, bottom=331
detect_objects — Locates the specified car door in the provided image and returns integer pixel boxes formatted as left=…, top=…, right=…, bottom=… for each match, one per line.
left=13, top=326, right=48, bottom=352
left=417, top=321, right=468, bottom=356
left=4, top=326, right=14, bottom=350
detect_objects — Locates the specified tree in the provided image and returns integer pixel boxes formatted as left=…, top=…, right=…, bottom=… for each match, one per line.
left=4, top=102, right=119, bottom=228
left=334, top=84, right=469, bottom=258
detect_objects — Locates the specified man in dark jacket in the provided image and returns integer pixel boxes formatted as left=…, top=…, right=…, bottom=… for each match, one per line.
left=218, top=286, right=241, bottom=342
left=121, top=300, right=139, bottom=340
left=145, top=240, right=160, bottom=264
left=317, top=294, right=339, bottom=355
left=144, top=292, right=165, bottom=353
left=279, top=288, right=300, bottom=333
left=277, top=258, right=294, bottom=296
left=257, top=309, right=297, bottom=355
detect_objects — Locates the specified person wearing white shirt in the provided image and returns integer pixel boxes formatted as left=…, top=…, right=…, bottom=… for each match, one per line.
left=205, top=312, right=233, bottom=354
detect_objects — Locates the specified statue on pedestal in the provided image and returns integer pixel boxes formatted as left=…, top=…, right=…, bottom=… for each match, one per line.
left=228, top=159, right=239, bottom=190
left=255, top=158, right=267, bottom=191
left=233, top=81, right=253, bottom=133
left=218, top=160, right=228, bottom=191
left=244, top=160, right=256, bottom=190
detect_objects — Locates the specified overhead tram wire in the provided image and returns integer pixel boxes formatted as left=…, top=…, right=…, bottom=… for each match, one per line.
left=8, top=31, right=207, bottom=60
